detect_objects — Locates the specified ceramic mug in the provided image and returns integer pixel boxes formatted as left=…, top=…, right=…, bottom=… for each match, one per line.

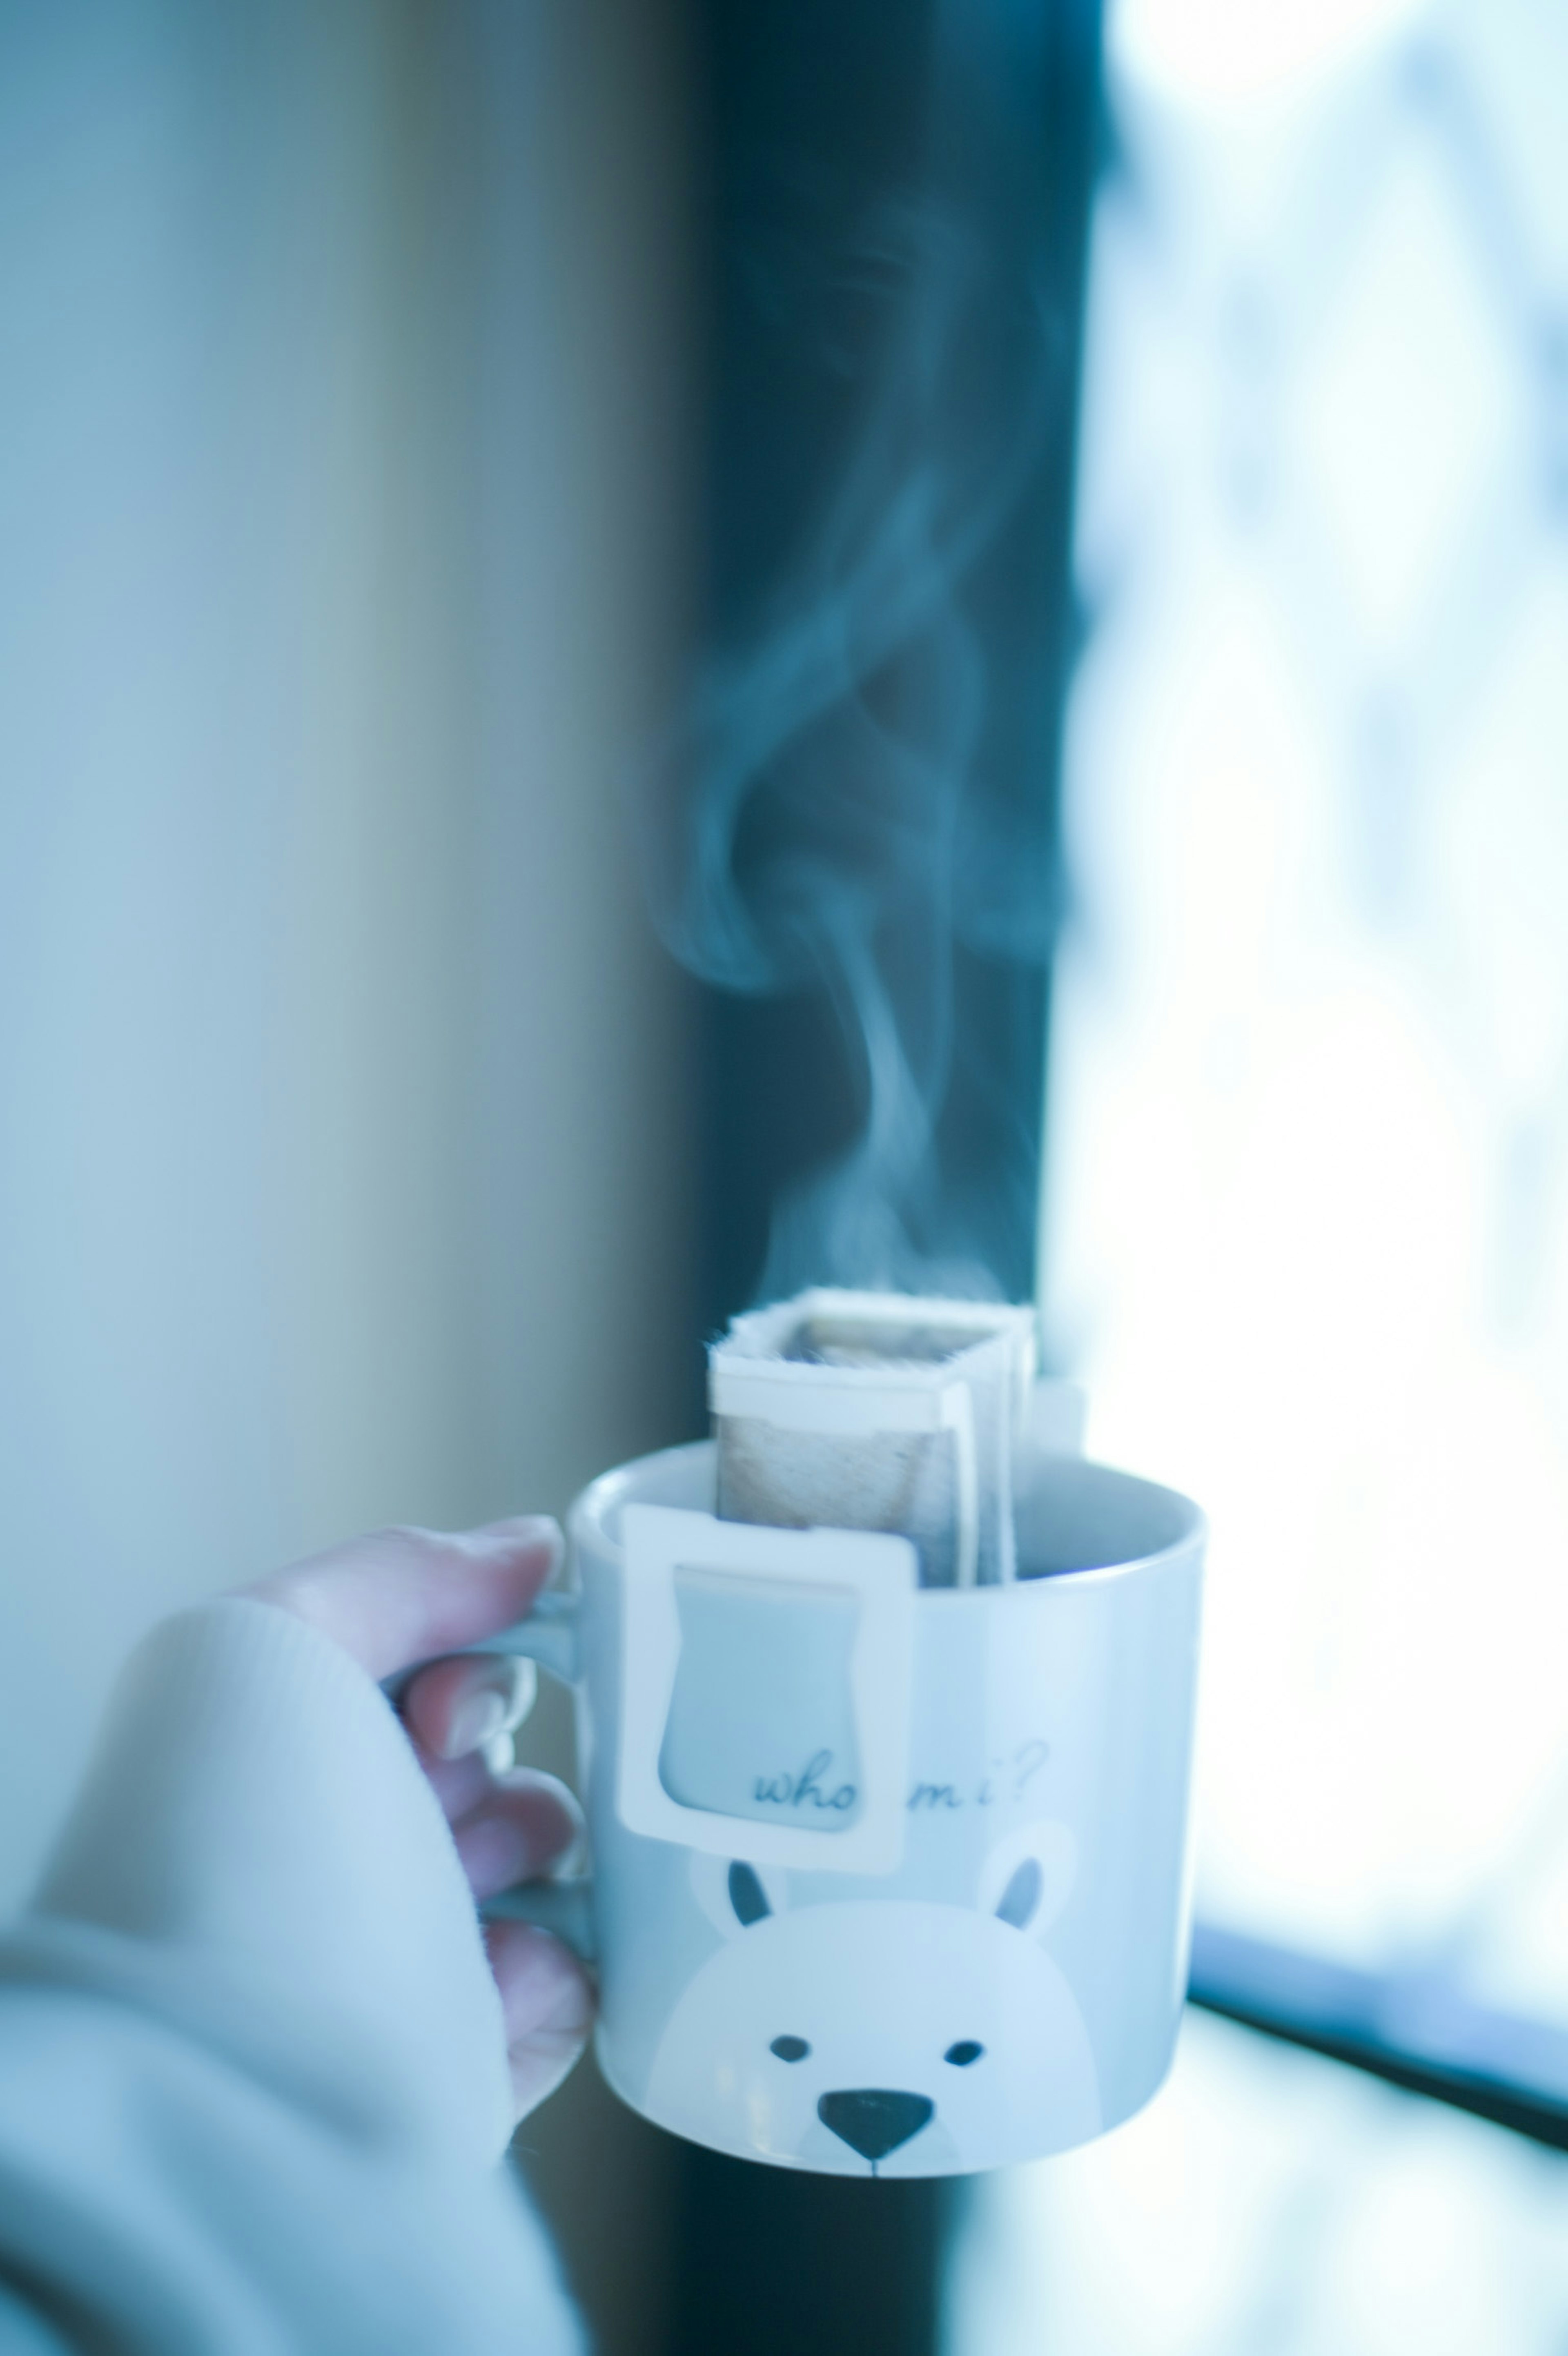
left=460, top=1436, right=1204, bottom=2177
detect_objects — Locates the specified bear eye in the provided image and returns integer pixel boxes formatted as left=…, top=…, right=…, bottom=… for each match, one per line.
left=770, top=2035, right=810, bottom=2063
left=944, top=2040, right=984, bottom=2067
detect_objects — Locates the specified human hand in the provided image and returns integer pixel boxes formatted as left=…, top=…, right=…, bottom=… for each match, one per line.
left=243, top=1518, right=591, bottom=2124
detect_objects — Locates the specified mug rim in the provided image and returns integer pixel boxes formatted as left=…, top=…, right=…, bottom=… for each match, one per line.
left=570, top=1438, right=1205, bottom=1593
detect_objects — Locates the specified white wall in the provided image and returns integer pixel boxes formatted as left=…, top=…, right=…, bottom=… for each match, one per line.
left=0, top=10, right=695, bottom=2334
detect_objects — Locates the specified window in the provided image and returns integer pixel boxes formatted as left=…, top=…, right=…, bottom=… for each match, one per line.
left=1049, top=0, right=1568, bottom=2094
left=944, top=2, right=1568, bottom=2347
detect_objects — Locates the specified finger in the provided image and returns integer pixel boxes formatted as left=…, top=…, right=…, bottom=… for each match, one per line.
left=243, top=1516, right=563, bottom=1682
left=402, top=1652, right=538, bottom=1764
left=409, top=1741, right=494, bottom=1825
left=401, top=1743, right=582, bottom=1887
left=484, top=1921, right=594, bottom=2122
left=450, top=1770, right=585, bottom=1904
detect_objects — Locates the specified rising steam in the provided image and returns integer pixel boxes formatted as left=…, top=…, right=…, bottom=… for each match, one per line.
left=648, top=199, right=1057, bottom=1304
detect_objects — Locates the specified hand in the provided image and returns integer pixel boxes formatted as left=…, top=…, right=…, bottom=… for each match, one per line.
left=244, top=1518, right=592, bottom=2125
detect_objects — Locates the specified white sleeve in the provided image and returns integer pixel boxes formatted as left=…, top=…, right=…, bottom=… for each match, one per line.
left=0, top=1598, right=584, bottom=2356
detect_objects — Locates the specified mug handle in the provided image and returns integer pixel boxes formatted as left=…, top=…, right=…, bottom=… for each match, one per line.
left=385, top=1590, right=598, bottom=1962
left=449, top=1588, right=581, bottom=1686
left=484, top=1874, right=596, bottom=1960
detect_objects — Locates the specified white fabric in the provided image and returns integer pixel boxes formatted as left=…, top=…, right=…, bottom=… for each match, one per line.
left=0, top=1599, right=583, bottom=2354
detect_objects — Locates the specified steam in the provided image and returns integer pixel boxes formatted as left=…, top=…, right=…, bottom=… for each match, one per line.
left=649, top=199, right=1055, bottom=1305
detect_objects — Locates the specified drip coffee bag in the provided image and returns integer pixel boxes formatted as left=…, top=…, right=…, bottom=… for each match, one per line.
left=710, top=1288, right=1038, bottom=1585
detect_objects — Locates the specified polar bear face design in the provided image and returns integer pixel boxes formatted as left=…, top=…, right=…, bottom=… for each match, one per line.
left=642, top=1826, right=1102, bottom=2175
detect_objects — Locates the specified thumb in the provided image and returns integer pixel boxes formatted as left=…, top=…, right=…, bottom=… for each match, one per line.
left=241, top=1517, right=563, bottom=1682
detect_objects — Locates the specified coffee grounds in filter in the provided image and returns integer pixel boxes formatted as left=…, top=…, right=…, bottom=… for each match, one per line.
left=782, top=1312, right=990, bottom=1368
left=709, top=1289, right=1037, bottom=1586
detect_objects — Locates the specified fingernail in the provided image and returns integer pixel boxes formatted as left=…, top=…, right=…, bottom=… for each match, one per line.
left=479, top=1514, right=562, bottom=1558
left=443, top=1686, right=510, bottom=1760
left=441, top=1656, right=536, bottom=1760
left=521, top=1968, right=594, bottom=2050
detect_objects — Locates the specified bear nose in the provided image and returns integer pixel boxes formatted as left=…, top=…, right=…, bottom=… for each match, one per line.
left=817, top=2089, right=934, bottom=2163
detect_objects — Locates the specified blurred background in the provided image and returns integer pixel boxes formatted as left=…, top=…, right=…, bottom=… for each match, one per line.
left=3, top=0, right=1568, bottom=2351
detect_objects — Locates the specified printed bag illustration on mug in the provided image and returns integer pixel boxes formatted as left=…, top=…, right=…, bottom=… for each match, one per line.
left=643, top=1822, right=1101, bottom=2174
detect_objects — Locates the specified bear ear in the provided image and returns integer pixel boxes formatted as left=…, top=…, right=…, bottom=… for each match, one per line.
left=689, top=1852, right=788, bottom=1938
left=977, top=1822, right=1076, bottom=1938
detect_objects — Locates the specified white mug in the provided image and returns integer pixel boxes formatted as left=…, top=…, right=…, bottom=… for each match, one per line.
left=470, top=1436, right=1204, bottom=2177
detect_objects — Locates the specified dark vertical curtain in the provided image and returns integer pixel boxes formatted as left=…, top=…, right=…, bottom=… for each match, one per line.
left=686, top=0, right=1103, bottom=1345
left=666, top=4, right=1102, bottom=2349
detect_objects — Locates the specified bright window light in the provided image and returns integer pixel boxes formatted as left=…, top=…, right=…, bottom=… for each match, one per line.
left=1045, top=0, right=1568, bottom=2029
left=1114, top=0, right=1430, bottom=108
